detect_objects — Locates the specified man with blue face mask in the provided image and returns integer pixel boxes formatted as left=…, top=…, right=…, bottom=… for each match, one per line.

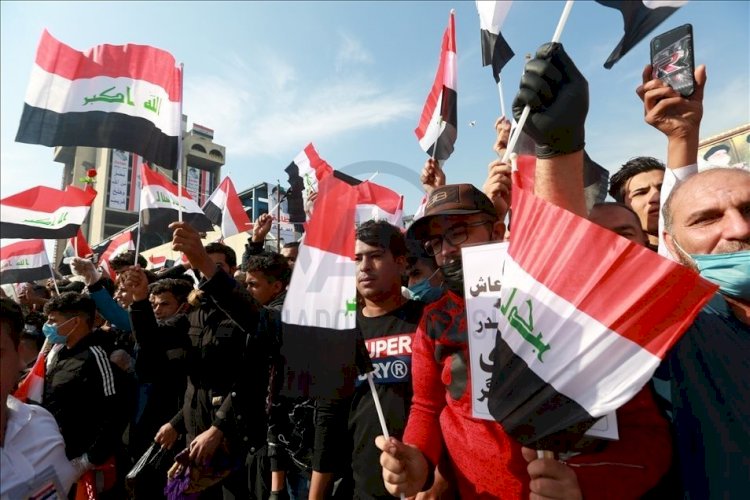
left=41, top=292, right=130, bottom=496
left=660, top=167, right=750, bottom=498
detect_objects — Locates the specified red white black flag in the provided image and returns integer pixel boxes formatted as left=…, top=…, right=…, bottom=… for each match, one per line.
left=476, top=1, right=515, bottom=82
left=0, top=240, right=51, bottom=285
left=96, top=228, right=136, bottom=279
left=140, top=164, right=213, bottom=235
left=596, top=0, right=687, bottom=69
left=415, top=10, right=458, bottom=161
left=203, top=177, right=253, bottom=239
left=16, top=30, right=182, bottom=168
left=0, top=185, right=96, bottom=240
left=284, top=143, right=334, bottom=224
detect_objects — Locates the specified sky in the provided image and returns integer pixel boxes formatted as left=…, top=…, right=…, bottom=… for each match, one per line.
left=1, top=1, right=749, bottom=246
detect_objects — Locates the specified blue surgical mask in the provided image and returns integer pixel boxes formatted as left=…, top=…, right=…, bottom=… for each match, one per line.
left=407, top=269, right=443, bottom=302
left=42, top=317, right=76, bottom=345
left=690, top=250, right=750, bottom=300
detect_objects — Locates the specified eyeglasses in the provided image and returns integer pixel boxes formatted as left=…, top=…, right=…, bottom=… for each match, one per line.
left=423, top=219, right=493, bottom=256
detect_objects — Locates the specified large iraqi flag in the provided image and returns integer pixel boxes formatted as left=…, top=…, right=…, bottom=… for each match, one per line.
left=415, top=10, right=458, bottom=161
left=202, top=177, right=252, bottom=239
left=0, top=185, right=96, bottom=240
left=0, top=240, right=50, bottom=285
left=140, top=164, right=213, bottom=235
left=284, top=143, right=334, bottom=224
left=280, top=174, right=366, bottom=399
left=16, top=30, right=182, bottom=168
left=486, top=174, right=717, bottom=450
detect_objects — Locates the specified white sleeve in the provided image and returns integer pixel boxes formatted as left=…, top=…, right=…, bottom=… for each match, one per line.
left=31, top=406, right=78, bottom=494
left=658, top=164, right=699, bottom=259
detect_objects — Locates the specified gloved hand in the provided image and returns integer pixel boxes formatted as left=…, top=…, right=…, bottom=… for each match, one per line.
left=512, top=42, right=588, bottom=159
left=70, top=257, right=102, bottom=286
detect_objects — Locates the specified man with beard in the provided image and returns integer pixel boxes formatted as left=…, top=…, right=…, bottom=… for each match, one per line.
left=377, top=43, right=672, bottom=499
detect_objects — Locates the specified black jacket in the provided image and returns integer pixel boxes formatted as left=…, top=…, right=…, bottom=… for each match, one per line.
left=169, top=267, right=271, bottom=455
left=42, top=330, right=130, bottom=464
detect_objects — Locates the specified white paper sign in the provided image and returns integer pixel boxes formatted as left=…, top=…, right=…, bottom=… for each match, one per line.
left=108, top=149, right=130, bottom=209
left=462, top=241, right=509, bottom=420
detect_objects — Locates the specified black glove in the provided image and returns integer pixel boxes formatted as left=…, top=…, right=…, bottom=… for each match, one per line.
left=269, top=489, right=290, bottom=500
left=512, top=42, right=588, bottom=159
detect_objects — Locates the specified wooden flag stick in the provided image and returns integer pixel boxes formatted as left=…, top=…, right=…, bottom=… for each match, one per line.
left=501, top=0, right=575, bottom=164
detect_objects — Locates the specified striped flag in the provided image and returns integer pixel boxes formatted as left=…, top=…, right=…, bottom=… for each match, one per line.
left=596, top=0, right=688, bottom=69
left=140, top=164, right=213, bottom=235
left=284, top=143, right=334, bottom=224
left=15, top=30, right=182, bottom=168
left=97, top=228, right=136, bottom=278
left=202, top=177, right=253, bottom=239
left=0, top=185, right=96, bottom=240
left=0, top=240, right=51, bottom=285
left=354, top=181, right=404, bottom=227
left=280, top=174, right=363, bottom=399
left=14, top=351, right=46, bottom=403
left=415, top=10, right=458, bottom=161
left=59, top=228, right=94, bottom=274
left=484, top=175, right=717, bottom=450
left=476, top=1, right=515, bottom=82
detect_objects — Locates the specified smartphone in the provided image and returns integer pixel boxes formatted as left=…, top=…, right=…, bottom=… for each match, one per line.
left=650, top=24, right=695, bottom=97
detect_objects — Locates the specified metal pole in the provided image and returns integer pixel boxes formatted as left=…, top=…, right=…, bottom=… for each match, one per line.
left=276, top=181, right=281, bottom=253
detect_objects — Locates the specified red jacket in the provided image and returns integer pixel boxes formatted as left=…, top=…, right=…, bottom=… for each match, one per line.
left=403, top=291, right=672, bottom=499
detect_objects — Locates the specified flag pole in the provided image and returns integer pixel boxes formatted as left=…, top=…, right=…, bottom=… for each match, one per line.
left=134, top=166, right=143, bottom=267
left=177, top=62, right=185, bottom=223
left=46, top=254, right=60, bottom=296
left=367, top=372, right=406, bottom=500
left=497, top=76, right=507, bottom=118
left=276, top=180, right=282, bottom=253
left=502, top=0, right=575, bottom=163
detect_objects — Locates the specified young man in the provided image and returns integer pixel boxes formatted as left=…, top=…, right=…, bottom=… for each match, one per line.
left=246, top=252, right=291, bottom=309
left=41, top=292, right=130, bottom=491
left=608, top=157, right=666, bottom=251
left=377, top=44, right=672, bottom=499
left=310, top=220, right=425, bottom=500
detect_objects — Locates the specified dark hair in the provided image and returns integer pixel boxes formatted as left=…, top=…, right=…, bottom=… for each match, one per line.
left=205, top=242, right=237, bottom=269
left=356, top=220, right=407, bottom=258
left=608, top=157, right=665, bottom=202
left=0, top=297, right=25, bottom=348
left=110, top=250, right=147, bottom=271
left=590, top=201, right=641, bottom=224
left=246, top=252, right=291, bottom=286
left=148, top=278, right=193, bottom=304
left=405, top=238, right=438, bottom=270
left=282, top=241, right=300, bottom=250
left=43, top=292, right=96, bottom=328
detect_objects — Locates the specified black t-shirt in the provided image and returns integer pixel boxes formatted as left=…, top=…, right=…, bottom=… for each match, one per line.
left=348, top=300, right=425, bottom=499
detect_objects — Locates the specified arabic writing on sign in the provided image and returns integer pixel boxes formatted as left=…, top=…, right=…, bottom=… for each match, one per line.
left=469, top=275, right=502, bottom=297
left=498, top=288, right=551, bottom=362
left=83, top=85, right=162, bottom=115
left=22, top=212, right=69, bottom=228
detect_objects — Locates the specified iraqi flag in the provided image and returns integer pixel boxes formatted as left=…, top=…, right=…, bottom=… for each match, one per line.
left=0, top=185, right=96, bottom=240
left=15, top=30, right=182, bottom=168
left=415, top=10, right=458, bottom=161
left=58, top=229, right=94, bottom=274
left=0, top=240, right=51, bottom=285
left=596, top=0, right=688, bottom=69
left=140, top=164, right=213, bottom=235
left=14, top=351, right=46, bottom=404
left=280, top=174, right=365, bottom=399
left=202, top=177, right=253, bottom=239
left=284, top=143, right=334, bottom=224
left=354, top=181, right=404, bottom=227
left=476, top=1, right=515, bottom=82
left=96, top=228, right=136, bottom=278
left=485, top=175, right=717, bottom=450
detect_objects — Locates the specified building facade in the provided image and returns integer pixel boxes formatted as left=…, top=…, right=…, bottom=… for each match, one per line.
left=53, top=116, right=225, bottom=264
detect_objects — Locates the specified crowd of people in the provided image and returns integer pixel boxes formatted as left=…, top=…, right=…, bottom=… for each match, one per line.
left=1, top=43, right=748, bottom=500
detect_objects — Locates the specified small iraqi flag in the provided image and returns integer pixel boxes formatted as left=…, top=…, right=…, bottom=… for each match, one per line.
left=476, top=0, right=515, bottom=82
left=596, top=0, right=688, bottom=69
left=284, top=143, right=334, bottom=224
left=139, top=164, right=213, bottom=235
left=280, top=174, right=366, bottom=399
left=203, top=177, right=253, bottom=239
left=485, top=172, right=717, bottom=450
left=96, top=228, right=136, bottom=278
left=0, top=185, right=96, bottom=240
left=16, top=30, right=182, bottom=168
left=415, top=10, right=458, bottom=161
left=0, top=240, right=51, bottom=285
left=354, top=181, right=404, bottom=227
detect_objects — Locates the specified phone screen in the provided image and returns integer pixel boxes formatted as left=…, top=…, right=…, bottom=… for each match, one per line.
left=651, top=24, right=695, bottom=97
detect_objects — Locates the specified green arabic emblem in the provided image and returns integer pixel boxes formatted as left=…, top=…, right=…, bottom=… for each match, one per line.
left=498, top=288, right=551, bottom=362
